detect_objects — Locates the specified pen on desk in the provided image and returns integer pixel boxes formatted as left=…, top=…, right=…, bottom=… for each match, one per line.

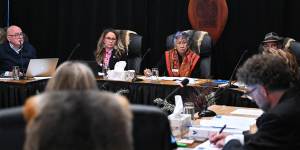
left=219, top=124, right=227, bottom=134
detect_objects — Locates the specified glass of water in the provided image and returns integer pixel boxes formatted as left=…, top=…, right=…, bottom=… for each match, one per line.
left=102, top=66, right=110, bottom=80
left=184, top=102, right=195, bottom=120
left=151, top=68, right=159, bottom=80
left=12, top=66, right=20, bottom=80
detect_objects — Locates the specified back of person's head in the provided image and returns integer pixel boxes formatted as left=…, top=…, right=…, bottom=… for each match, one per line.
left=24, top=90, right=133, bottom=150
left=262, top=48, right=299, bottom=81
left=237, top=54, right=293, bottom=91
left=45, top=61, right=98, bottom=91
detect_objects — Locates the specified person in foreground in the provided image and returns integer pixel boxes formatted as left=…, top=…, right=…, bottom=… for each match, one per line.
left=24, top=91, right=133, bottom=150
left=95, top=28, right=127, bottom=70
left=209, top=54, right=300, bottom=150
left=0, top=25, right=36, bottom=74
left=144, top=31, right=201, bottom=78
left=23, top=61, right=98, bottom=121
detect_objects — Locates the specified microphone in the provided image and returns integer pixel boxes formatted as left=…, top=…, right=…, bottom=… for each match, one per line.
left=227, top=49, right=248, bottom=88
left=164, top=78, right=189, bottom=100
left=19, top=40, right=26, bottom=79
left=153, top=78, right=189, bottom=112
left=67, top=43, right=81, bottom=61
left=198, top=49, right=248, bottom=117
left=141, top=48, right=151, bottom=62
left=140, top=48, right=151, bottom=70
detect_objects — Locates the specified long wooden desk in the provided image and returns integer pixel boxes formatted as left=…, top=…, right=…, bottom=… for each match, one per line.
left=0, top=77, right=255, bottom=109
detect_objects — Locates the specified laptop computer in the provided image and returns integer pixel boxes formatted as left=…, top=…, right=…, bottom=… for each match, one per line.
left=26, top=58, right=59, bottom=77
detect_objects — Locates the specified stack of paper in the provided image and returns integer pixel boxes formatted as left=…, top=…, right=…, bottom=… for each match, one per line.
left=200, top=115, right=256, bottom=131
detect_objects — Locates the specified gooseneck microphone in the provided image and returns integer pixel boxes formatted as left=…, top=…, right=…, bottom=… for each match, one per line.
left=141, top=48, right=151, bottom=62
left=199, top=49, right=249, bottom=117
left=153, top=78, right=189, bottom=112
left=228, top=49, right=248, bottom=87
left=67, top=43, right=81, bottom=61
left=19, top=41, right=26, bottom=79
left=164, top=78, right=189, bottom=100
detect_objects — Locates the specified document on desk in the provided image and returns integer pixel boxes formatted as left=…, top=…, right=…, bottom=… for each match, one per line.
left=200, top=115, right=256, bottom=131
left=230, top=109, right=263, bottom=117
left=193, top=140, right=220, bottom=150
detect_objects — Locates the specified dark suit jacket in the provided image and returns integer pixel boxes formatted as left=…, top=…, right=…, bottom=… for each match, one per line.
left=0, top=42, right=36, bottom=74
left=223, top=86, right=300, bottom=150
left=104, top=49, right=127, bottom=70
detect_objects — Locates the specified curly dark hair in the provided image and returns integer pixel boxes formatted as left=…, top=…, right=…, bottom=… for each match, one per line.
left=236, top=54, right=293, bottom=91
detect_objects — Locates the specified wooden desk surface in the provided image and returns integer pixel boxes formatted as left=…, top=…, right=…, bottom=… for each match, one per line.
left=179, top=105, right=261, bottom=149
left=0, top=78, right=47, bottom=84
left=96, top=76, right=213, bottom=87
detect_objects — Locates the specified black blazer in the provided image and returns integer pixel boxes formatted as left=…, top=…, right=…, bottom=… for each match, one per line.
left=104, top=49, right=127, bottom=70
left=223, top=86, right=300, bottom=150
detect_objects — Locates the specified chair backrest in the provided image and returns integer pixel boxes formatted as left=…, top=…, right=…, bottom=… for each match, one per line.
left=116, top=30, right=143, bottom=73
left=130, top=104, right=175, bottom=150
left=288, top=41, right=300, bottom=66
left=0, top=27, right=7, bottom=44
left=0, top=105, right=175, bottom=150
left=166, top=30, right=212, bottom=78
left=0, top=106, right=26, bottom=150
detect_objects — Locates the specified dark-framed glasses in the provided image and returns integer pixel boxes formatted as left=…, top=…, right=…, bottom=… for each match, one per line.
left=8, top=32, right=24, bottom=38
left=241, top=87, right=257, bottom=100
left=105, top=37, right=116, bottom=41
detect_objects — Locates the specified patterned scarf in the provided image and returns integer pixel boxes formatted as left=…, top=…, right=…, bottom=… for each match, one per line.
left=165, top=49, right=200, bottom=77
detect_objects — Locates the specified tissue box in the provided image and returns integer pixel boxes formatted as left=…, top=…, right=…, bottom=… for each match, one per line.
left=107, top=70, right=134, bottom=81
left=168, top=114, right=191, bottom=138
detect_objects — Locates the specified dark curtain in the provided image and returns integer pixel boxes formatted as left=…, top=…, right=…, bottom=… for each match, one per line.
left=3, top=0, right=300, bottom=79
left=0, top=0, right=5, bottom=27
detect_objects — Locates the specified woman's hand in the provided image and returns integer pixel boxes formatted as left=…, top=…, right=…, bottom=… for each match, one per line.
left=143, top=68, right=152, bottom=77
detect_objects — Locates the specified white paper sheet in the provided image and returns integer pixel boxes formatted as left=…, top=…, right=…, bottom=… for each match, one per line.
left=200, top=115, right=256, bottom=131
left=193, top=140, right=220, bottom=150
left=230, top=109, right=263, bottom=117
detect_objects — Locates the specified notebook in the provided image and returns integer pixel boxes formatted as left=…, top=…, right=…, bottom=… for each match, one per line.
left=26, top=58, right=59, bottom=77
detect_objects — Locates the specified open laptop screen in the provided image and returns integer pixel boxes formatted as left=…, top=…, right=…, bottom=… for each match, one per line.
left=25, top=58, right=59, bottom=77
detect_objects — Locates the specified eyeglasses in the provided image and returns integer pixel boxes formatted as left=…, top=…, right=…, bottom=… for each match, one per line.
left=105, top=37, right=116, bottom=41
left=8, top=32, right=24, bottom=38
left=241, top=87, right=257, bottom=100
left=176, top=40, right=188, bottom=45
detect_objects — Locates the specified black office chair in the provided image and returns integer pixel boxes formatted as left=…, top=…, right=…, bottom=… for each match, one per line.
left=166, top=30, right=212, bottom=78
left=116, top=30, right=143, bottom=73
left=0, top=105, right=175, bottom=150
left=0, top=27, right=6, bottom=44
left=0, top=106, right=26, bottom=150
left=130, top=104, right=176, bottom=150
left=284, top=38, right=300, bottom=66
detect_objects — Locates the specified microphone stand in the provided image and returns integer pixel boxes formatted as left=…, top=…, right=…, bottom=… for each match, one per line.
left=199, top=49, right=249, bottom=117
left=19, top=41, right=26, bottom=80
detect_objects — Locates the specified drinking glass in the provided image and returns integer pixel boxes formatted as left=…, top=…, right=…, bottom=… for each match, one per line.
left=12, top=66, right=20, bottom=80
left=184, top=102, right=195, bottom=120
left=151, top=68, right=159, bottom=80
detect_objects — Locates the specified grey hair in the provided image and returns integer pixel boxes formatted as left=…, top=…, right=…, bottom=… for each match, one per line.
left=45, top=61, right=98, bottom=91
